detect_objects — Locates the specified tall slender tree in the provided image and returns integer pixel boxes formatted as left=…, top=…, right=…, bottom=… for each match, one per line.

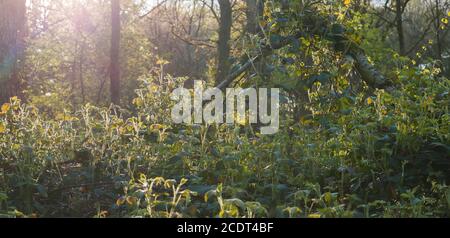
left=215, top=0, right=232, bottom=85
left=110, top=0, right=121, bottom=105
left=433, top=0, right=443, bottom=61
left=245, top=0, right=258, bottom=34
left=395, top=0, right=407, bottom=56
left=0, top=0, right=27, bottom=104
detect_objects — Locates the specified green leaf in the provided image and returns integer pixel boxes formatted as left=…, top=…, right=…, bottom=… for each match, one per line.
left=0, top=192, right=7, bottom=202
left=204, top=190, right=217, bottom=203
left=35, top=184, right=48, bottom=198
left=307, top=72, right=332, bottom=87
left=270, top=34, right=283, bottom=46
left=225, top=198, right=246, bottom=211
left=324, top=192, right=332, bottom=204
left=446, top=188, right=450, bottom=209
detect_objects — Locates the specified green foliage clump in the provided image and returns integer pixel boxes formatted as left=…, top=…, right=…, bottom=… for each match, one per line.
left=1, top=62, right=449, bottom=217
left=1, top=0, right=450, bottom=218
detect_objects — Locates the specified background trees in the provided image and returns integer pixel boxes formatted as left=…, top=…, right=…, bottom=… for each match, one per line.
left=0, top=0, right=27, bottom=104
left=372, top=0, right=450, bottom=67
left=110, top=0, right=121, bottom=105
left=0, top=0, right=449, bottom=218
left=2, top=0, right=449, bottom=107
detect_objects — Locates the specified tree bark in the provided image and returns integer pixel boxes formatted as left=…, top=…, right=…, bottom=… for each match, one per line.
left=110, top=0, right=121, bottom=105
left=395, top=0, right=406, bottom=56
left=434, top=0, right=443, bottom=61
left=245, top=0, right=264, bottom=35
left=217, top=11, right=389, bottom=91
left=215, top=0, right=232, bottom=85
left=0, top=0, right=27, bottom=104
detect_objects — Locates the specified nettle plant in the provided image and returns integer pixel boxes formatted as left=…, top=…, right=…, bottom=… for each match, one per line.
left=116, top=176, right=196, bottom=218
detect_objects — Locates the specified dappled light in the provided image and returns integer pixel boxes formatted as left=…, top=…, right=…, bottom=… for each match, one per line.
left=0, top=0, right=449, bottom=219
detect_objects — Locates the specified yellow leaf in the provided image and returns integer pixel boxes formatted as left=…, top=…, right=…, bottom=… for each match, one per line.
left=116, top=197, right=126, bottom=206
left=56, top=113, right=77, bottom=122
left=308, top=213, right=321, bottom=218
left=126, top=196, right=138, bottom=205
left=151, top=124, right=164, bottom=130
left=324, top=192, right=332, bottom=204
left=367, top=97, right=374, bottom=105
left=1, top=103, right=10, bottom=113
left=156, top=59, right=169, bottom=65
left=441, top=18, right=448, bottom=25
left=133, top=97, right=144, bottom=107
left=164, top=179, right=178, bottom=189
left=259, top=19, right=267, bottom=28
left=0, top=123, right=5, bottom=133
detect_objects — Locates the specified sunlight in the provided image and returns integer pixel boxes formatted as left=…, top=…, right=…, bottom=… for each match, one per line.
left=1, top=0, right=450, bottom=221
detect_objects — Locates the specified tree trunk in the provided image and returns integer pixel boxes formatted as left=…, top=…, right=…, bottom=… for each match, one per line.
left=434, top=0, right=443, bottom=61
left=0, top=0, right=27, bottom=104
left=244, top=0, right=265, bottom=79
left=245, top=0, right=257, bottom=34
left=79, top=43, right=86, bottom=104
left=395, top=0, right=406, bottom=56
left=245, top=0, right=264, bottom=34
left=110, top=0, right=121, bottom=105
left=215, top=0, right=232, bottom=85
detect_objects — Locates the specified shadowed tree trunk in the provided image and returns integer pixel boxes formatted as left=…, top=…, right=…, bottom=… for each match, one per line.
left=245, top=0, right=264, bottom=34
left=434, top=0, right=443, bottom=61
left=395, top=0, right=406, bottom=56
left=215, top=0, right=232, bottom=85
left=0, top=0, right=27, bottom=104
left=110, top=0, right=121, bottom=105
left=244, top=0, right=265, bottom=82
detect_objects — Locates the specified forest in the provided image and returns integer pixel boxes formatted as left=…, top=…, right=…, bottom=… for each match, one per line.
left=0, top=0, right=449, bottom=218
